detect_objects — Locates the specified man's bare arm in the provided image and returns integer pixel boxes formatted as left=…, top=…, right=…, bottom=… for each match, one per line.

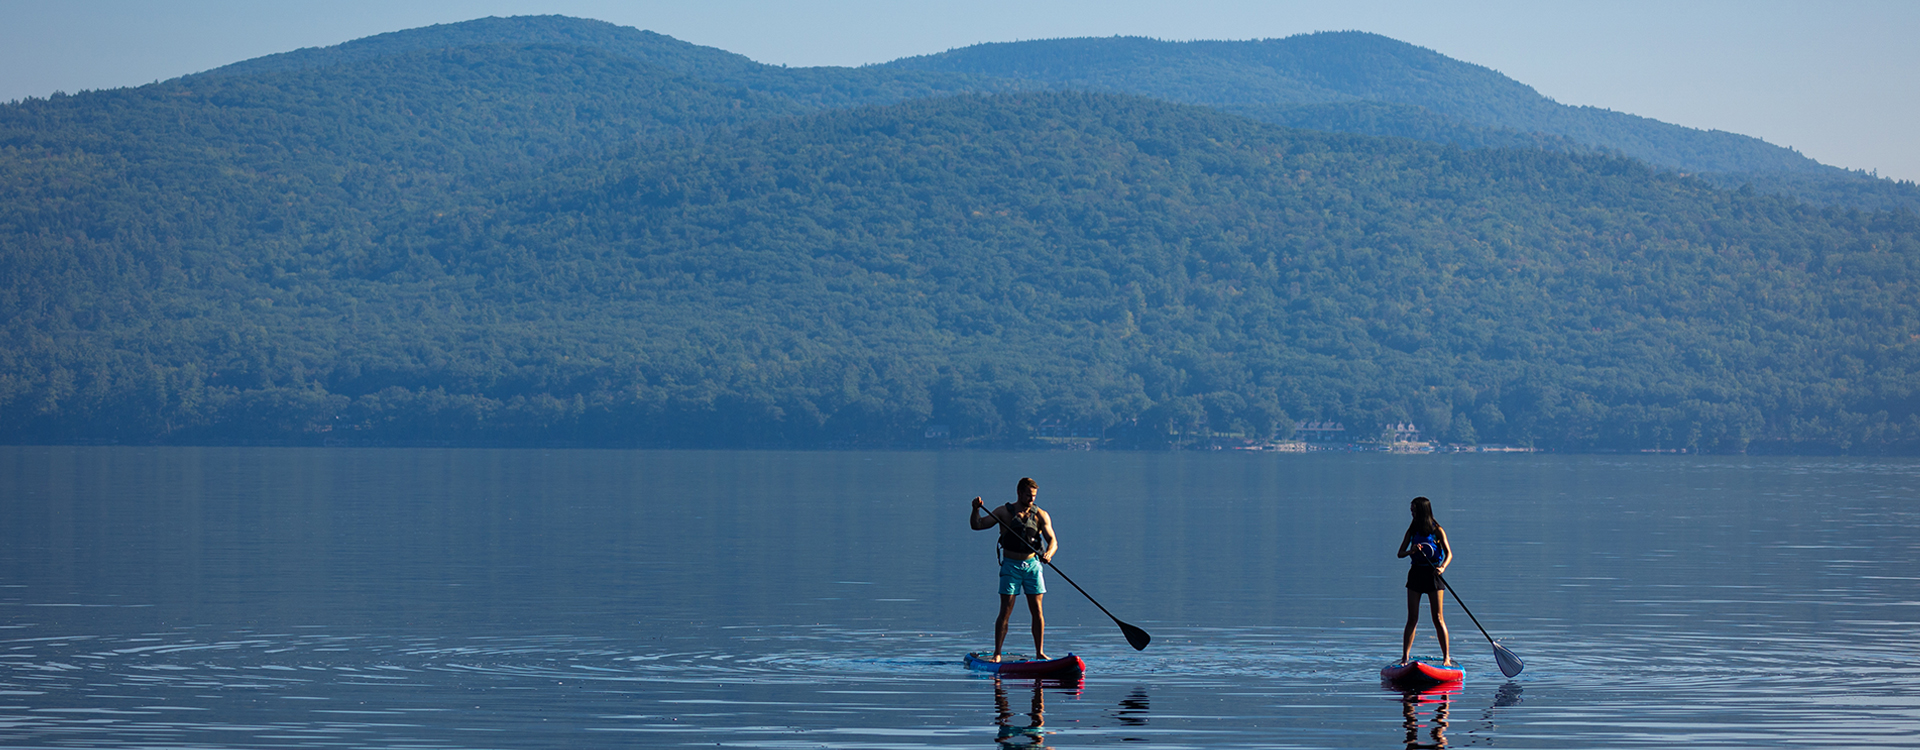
left=969, top=497, right=1000, bottom=530
left=1035, top=509, right=1058, bottom=561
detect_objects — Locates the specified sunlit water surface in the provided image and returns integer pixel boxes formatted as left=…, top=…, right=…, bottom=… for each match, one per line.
left=2, top=447, right=1916, bottom=748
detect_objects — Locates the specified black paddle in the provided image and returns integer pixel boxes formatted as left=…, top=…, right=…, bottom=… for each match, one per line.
left=977, top=500, right=1151, bottom=651
left=1434, top=571, right=1524, bottom=677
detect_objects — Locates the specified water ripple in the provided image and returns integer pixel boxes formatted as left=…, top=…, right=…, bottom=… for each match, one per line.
left=1, top=621, right=1913, bottom=748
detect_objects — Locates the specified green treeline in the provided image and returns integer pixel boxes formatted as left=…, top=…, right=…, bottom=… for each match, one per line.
left=4, top=72, right=1917, bottom=451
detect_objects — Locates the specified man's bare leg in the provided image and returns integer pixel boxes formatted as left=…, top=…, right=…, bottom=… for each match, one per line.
left=1026, top=593, right=1047, bottom=660
left=991, top=594, right=1017, bottom=662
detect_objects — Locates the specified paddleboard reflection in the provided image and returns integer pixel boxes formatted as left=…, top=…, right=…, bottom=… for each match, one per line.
left=1392, top=683, right=1458, bottom=749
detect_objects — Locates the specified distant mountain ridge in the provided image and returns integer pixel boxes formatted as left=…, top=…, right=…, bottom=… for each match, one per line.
left=3, top=15, right=1917, bottom=453
left=202, top=15, right=763, bottom=80
left=201, top=15, right=1028, bottom=112
left=883, top=33, right=1835, bottom=174
left=208, top=15, right=1856, bottom=179
left=199, top=16, right=1915, bottom=210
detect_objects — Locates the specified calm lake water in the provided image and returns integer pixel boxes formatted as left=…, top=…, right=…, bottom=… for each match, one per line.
left=2, top=446, right=1917, bottom=748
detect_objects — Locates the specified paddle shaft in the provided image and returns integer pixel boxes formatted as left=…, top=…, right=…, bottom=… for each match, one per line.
left=1433, top=571, right=1498, bottom=648
left=976, top=500, right=1146, bottom=647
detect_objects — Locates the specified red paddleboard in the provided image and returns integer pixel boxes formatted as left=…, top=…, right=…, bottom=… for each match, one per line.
left=1381, top=658, right=1463, bottom=687
left=965, top=652, right=1086, bottom=679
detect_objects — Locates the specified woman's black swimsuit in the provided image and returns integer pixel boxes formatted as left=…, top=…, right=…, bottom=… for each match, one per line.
left=1405, top=533, right=1444, bottom=594
left=1406, top=564, right=1442, bottom=594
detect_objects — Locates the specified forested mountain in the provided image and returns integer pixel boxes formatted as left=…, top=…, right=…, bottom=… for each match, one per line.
left=885, top=33, right=1920, bottom=212
left=3, top=17, right=1917, bottom=453
left=886, top=34, right=1812, bottom=172
left=200, top=16, right=1920, bottom=211
left=202, top=15, right=1030, bottom=112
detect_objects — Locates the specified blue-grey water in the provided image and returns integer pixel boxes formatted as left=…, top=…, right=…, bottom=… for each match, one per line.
left=1, top=447, right=1916, bottom=748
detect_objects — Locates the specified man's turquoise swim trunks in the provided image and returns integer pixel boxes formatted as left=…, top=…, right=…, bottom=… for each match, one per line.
left=999, top=556, right=1046, bottom=596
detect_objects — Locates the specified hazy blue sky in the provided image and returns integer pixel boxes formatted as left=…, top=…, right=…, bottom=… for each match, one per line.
left=3, top=0, right=1916, bottom=181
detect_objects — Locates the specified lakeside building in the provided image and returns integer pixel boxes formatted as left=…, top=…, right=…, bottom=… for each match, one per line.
left=1294, top=421, right=1346, bottom=442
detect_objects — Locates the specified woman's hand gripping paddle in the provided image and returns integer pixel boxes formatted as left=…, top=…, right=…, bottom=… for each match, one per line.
left=980, top=501, right=1151, bottom=650
left=1435, top=571, right=1524, bottom=677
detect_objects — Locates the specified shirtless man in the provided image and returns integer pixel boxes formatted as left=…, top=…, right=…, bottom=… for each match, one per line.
left=970, top=477, right=1058, bottom=662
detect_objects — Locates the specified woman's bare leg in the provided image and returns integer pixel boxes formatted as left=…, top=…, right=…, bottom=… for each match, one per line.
left=1401, top=589, right=1421, bottom=663
left=1429, top=589, right=1452, bottom=665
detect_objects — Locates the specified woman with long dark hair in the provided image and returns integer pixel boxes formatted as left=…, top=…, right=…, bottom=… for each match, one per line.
left=1396, top=496, right=1452, bottom=665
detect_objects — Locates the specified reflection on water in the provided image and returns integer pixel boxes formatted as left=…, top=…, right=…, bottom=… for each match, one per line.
left=1387, top=681, right=1526, bottom=750
left=988, top=674, right=1083, bottom=748
left=1113, top=686, right=1150, bottom=726
left=1388, top=680, right=1529, bottom=749
left=1492, top=681, right=1523, bottom=708
left=4, top=447, right=1920, bottom=748
left=1394, top=683, right=1457, bottom=749
left=3, top=610, right=1918, bottom=748
left=992, top=677, right=1050, bottom=747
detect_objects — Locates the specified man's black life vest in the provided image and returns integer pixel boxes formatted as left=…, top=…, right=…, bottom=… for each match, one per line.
left=998, top=505, right=1045, bottom=559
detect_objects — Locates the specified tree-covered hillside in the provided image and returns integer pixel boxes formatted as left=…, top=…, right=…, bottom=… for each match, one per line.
left=886, top=33, right=1920, bottom=212
left=178, top=16, right=1920, bottom=212
left=203, top=15, right=1031, bottom=112
left=4, top=67, right=1916, bottom=452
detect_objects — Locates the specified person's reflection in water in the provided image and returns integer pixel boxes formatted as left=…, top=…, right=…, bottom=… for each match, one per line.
left=1398, top=689, right=1451, bottom=749
left=1113, top=687, right=1149, bottom=727
left=992, top=677, right=1051, bottom=747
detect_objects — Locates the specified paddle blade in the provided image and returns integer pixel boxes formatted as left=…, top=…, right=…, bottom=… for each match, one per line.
left=1492, top=642, right=1524, bottom=677
left=1118, top=620, right=1152, bottom=651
